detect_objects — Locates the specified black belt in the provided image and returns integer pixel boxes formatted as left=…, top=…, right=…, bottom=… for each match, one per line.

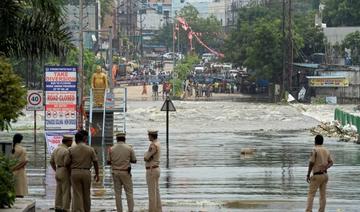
left=57, top=166, right=65, bottom=168
left=72, top=168, right=90, bottom=170
left=146, top=166, right=159, bottom=170
left=314, top=171, right=327, bottom=175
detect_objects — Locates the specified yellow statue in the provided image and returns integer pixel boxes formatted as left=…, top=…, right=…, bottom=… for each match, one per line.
left=91, top=65, right=108, bottom=107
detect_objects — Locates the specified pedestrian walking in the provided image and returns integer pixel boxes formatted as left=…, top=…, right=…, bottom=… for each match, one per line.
left=10, top=133, right=28, bottom=198
left=50, top=135, right=73, bottom=212
left=305, top=134, right=333, bottom=212
left=65, top=130, right=99, bottom=212
left=107, top=132, right=137, bottom=212
left=144, top=130, right=162, bottom=212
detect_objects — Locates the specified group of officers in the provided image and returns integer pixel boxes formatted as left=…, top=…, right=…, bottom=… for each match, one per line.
left=50, top=129, right=162, bottom=212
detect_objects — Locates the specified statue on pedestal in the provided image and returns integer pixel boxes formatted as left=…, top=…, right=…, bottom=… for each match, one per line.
left=91, top=65, right=108, bottom=107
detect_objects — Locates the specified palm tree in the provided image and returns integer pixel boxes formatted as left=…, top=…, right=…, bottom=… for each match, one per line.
left=0, top=0, right=73, bottom=59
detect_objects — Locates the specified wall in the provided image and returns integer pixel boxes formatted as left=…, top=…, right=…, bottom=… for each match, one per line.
left=315, top=70, right=360, bottom=103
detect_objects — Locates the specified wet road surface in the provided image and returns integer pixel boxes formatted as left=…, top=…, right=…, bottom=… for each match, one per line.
left=2, top=101, right=360, bottom=211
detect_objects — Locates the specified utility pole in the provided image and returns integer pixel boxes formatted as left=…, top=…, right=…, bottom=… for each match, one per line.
left=282, top=0, right=286, bottom=95
left=109, top=26, right=113, bottom=90
left=140, top=10, right=143, bottom=57
left=78, top=0, right=84, bottom=129
left=288, top=0, right=293, bottom=92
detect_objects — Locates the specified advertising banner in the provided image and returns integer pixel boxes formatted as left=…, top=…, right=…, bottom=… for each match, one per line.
left=45, top=66, right=77, bottom=130
left=308, top=77, right=349, bottom=87
left=45, top=131, right=76, bottom=154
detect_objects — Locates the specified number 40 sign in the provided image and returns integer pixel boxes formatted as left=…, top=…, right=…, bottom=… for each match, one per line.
left=26, top=90, right=44, bottom=111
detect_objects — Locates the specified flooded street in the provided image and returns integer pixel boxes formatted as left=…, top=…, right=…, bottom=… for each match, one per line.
left=2, top=101, right=360, bottom=211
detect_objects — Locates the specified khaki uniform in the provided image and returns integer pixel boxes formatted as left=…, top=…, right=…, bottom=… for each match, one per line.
left=50, top=143, right=71, bottom=211
left=306, top=145, right=333, bottom=212
left=11, top=145, right=28, bottom=196
left=144, top=140, right=162, bottom=212
left=108, top=141, right=137, bottom=212
left=65, top=143, right=98, bottom=212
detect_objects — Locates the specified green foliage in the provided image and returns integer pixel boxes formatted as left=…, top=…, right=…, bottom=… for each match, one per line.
left=0, top=57, right=27, bottom=131
left=294, top=12, right=325, bottom=58
left=224, top=6, right=286, bottom=81
left=224, top=4, right=324, bottom=82
left=0, top=0, right=73, bottom=58
left=0, top=153, right=16, bottom=208
left=342, top=31, right=360, bottom=65
left=323, top=0, right=360, bottom=27
left=170, top=54, right=200, bottom=97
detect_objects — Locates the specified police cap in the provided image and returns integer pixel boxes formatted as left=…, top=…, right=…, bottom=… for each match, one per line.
left=147, top=129, right=158, bottom=135
left=116, top=132, right=126, bottom=138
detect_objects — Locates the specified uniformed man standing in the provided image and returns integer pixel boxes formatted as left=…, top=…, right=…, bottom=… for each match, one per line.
left=50, top=135, right=73, bottom=212
left=144, top=130, right=162, bottom=212
left=107, top=132, right=137, bottom=212
left=305, top=134, right=333, bottom=212
left=65, top=130, right=99, bottom=212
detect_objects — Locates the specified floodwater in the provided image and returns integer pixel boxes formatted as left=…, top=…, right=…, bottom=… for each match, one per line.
left=2, top=101, right=360, bottom=211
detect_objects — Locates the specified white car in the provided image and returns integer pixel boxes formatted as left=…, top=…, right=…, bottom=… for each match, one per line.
left=161, top=52, right=184, bottom=60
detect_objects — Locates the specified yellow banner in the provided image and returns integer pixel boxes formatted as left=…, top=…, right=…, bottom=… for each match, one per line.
left=309, top=78, right=349, bottom=87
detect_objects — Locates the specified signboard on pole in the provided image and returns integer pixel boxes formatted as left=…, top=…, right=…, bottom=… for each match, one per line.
left=44, top=66, right=77, bottom=130
left=26, top=90, right=44, bottom=111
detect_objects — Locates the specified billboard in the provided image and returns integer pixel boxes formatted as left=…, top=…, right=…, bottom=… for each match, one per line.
left=45, top=66, right=77, bottom=130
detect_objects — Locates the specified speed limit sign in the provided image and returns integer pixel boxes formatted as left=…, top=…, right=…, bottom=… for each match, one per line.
left=26, top=90, right=44, bottom=111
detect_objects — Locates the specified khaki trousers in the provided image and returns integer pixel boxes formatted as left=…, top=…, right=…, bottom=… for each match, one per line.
left=71, top=169, right=91, bottom=212
left=306, top=174, right=328, bottom=212
left=146, top=168, right=162, bottom=212
left=55, top=168, right=71, bottom=211
left=112, top=171, right=134, bottom=212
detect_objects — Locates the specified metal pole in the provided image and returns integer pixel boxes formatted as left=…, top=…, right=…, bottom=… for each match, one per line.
left=79, top=0, right=84, bottom=129
left=109, top=26, right=113, bottom=90
left=172, top=17, right=176, bottom=96
left=88, top=89, right=93, bottom=146
left=140, top=10, right=143, bottom=57
left=166, top=98, right=169, bottom=169
left=288, top=0, right=293, bottom=91
left=34, top=110, right=36, bottom=144
left=282, top=0, right=286, bottom=97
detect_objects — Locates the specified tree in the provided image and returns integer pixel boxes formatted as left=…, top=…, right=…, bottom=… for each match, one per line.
left=0, top=0, right=73, bottom=88
left=322, top=0, right=360, bottom=27
left=224, top=4, right=325, bottom=82
left=0, top=0, right=72, bottom=58
left=0, top=153, right=16, bottom=208
left=294, top=12, right=325, bottom=60
left=0, top=57, right=27, bottom=131
left=342, top=31, right=360, bottom=65
left=171, top=54, right=200, bottom=96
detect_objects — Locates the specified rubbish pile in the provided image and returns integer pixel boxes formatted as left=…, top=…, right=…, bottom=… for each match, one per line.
left=310, top=121, right=359, bottom=143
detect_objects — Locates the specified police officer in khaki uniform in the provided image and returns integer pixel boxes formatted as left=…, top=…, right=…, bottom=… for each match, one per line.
left=50, top=135, right=73, bottom=212
left=107, top=132, right=137, bottom=212
left=306, top=134, right=333, bottom=212
left=65, top=130, right=99, bottom=212
left=144, top=130, right=162, bottom=212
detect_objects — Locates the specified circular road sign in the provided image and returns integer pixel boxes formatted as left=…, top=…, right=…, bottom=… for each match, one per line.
left=28, top=92, right=42, bottom=106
